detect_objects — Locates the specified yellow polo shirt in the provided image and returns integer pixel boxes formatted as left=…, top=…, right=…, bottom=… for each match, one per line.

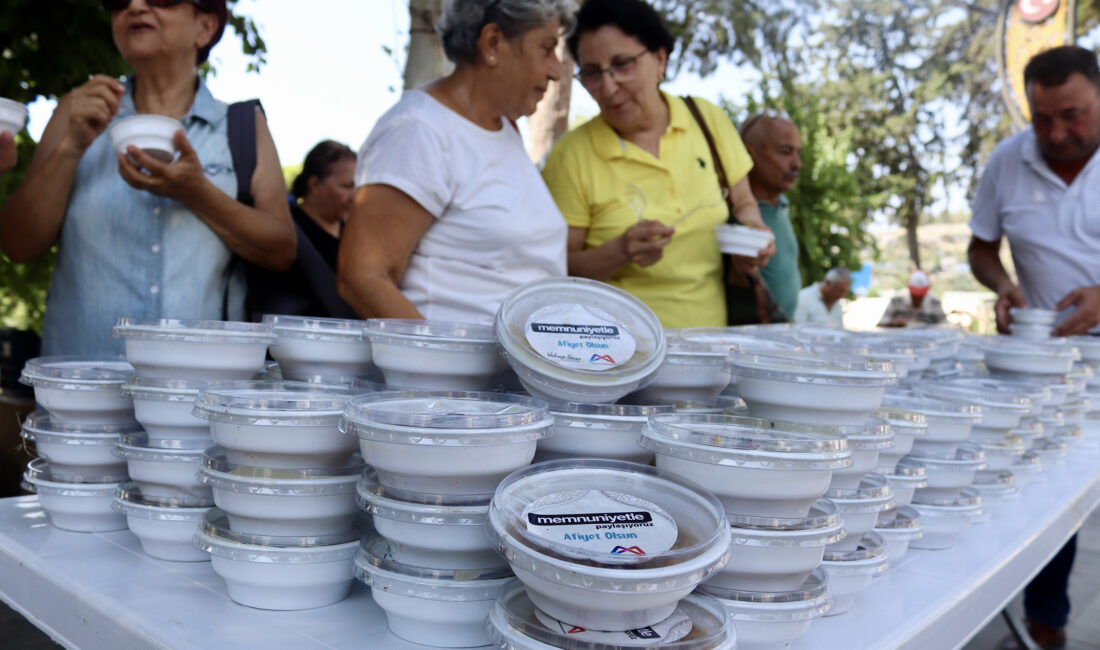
left=542, top=93, right=753, bottom=328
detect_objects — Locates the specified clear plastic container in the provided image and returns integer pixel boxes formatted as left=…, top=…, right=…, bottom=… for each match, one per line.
left=112, top=483, right=210, bottom=561
left=641, top=414, right=851, bottom=518
left=708, top=499, right=844, bottom=592
left=975, top=435, right=1026, bottom=471
left=909, top=488, right=983, bottom=549
left=355, top=468, right=501, bottom=569
left=675, top=328, right=801, bottom=354
left=883, top=392, right=981, bottom=457
left=876, top=457, right=928, bottom=523
left=263, top=314, right=371, bottom=382
left=1070, top=336, right=1100, bottom=365
left=824, top=418, right=894, bottom=490
left=20, top=411, right=135, bottom=483
left=22, top=458, right=126, bottom=532
left=807, top=338, right=919, bottom=379
left=1032, top=438, right=1068, bottom=469
left=873, top=506, right=924, bottom=564
left=918, top=378, right=1033, bottom=430
left=354, top=535, right=514, bottom=648
left=488, top=459, right=731, bottom=632
left=112, top=318, right=275, bottom=380
left=341, top=391, right=553, bottom=494
left=634, top=340, right=731, bottom=405
left=19, top=356, right=135, bottom=424
left=907, top=442, right=987, bottom=500
left=726, top=350, right=896, bottom=425
left=970, top=470, right=1018, bottom=524
left=820, top=531, right=889, bottom=615
left=1012, top=450, right=1044, bottom=487
left=364, top=319, right=503, bottom=390
left=1010, top=307, right=1058, bottom=326
left=112, top=433, right=212, bottom=503
left=487, top=579, right=737, bottom=650
left=886, top=327, right=963, bottom=362
left=495, top=277, right=667, bottom=404
left=873, top=405, right=927, bottom=474
left=824, top=474, right=895, bottom=551
left=193, top=381, right=355, bottom=468
left=981, top=336, right=1080, bottom=376
left=538, top=401, right=675, bottom=464
left=195, top=508, right=361, bottom=610
left=700, top=568, right=832, bottom=650
left=121, top=376, right=212, bottom=445
left=197, top=447, right=363, bottom=536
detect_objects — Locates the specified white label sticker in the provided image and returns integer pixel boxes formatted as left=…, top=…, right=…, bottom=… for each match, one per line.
left=521, top=490, right=678, bottom=556
left=524, top=303, right=636, bottom=371
left=533, top=606, right=693, bottom=645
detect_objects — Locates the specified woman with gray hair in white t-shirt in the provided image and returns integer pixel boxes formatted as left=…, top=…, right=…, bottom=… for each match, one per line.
left=338, top=0, right=576, bottom=324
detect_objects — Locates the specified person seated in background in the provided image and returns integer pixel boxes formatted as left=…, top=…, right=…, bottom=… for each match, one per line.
left=339, top=0, right=575, bottom=323
left=0, top=0, right=296, bottom=356
left=742, top=111, right=803, bottom=320
left=245, top=140, right=357, bottom=320
left=793, top=267, right=850, bottom=326
left=0, top=129, right=15, bottom=175
left=878, top=269, right=946, bottom=327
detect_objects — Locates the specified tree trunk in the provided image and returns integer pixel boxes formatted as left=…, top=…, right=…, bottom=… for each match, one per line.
left=905, top=197, right=922, bottom=270
left=405, top=0, right=453, bottom=90
left=525, top=41, right=574, bottom=164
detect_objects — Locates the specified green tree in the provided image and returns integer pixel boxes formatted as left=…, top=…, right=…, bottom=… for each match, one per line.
left=0, top=0, right=266, bottom=333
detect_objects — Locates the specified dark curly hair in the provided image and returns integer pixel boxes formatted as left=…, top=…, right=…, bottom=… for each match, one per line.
left=566, top=0, right=674, bottom=63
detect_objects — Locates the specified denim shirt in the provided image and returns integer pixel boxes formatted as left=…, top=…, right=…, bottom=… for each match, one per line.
left=41, top=78, right=246, bottom=356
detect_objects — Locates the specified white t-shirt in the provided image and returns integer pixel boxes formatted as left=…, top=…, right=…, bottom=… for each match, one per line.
left=970, top=127, right=1100, bottom=328
left=792, top=283, right=844, bottom=326
left=356, top=90, right=568, bottom=324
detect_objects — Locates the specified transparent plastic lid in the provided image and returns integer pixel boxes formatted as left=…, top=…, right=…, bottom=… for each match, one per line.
left=979, top=435, right=1027, bottom=454
left=1014, top=450, right=1043, bottom=468
left=114, top=434, right=208, bottom=460
left=196, top=509, right=364, bottom=562
left=356, top=468, right=491, bottom=524
left=20, top=356, right=134, bottom=387
left=919, top=379, right=1033, bottom=412
left=1011, top=420, right=1044, bottom=438
left=888, top=457, right=928, bottom=478
left=1033, top=438, right=1068, bottom=453
left=873, top=405, right=929, bottom=436
left=354, top=537, right=513, bottom=602
left=973, top=469, right=1016, bottom=490
left=364, top=318, right=496, bottom=350
left=908, top=441, right=986, bottom=463
left=663, top=340, right=732, bottom=366
left=489, top=579, right=735, bottom=650
left=122, top=375, right=208, bottom=401
left=193, top=381, right=351, bottom=422
left=875, top=506, right=922, bottom=531
left=881, top=392, right=982, bottom=422
left=981, top=336, right=1081, bottom=359
left=726, top=349, right=897, bottom=385
left=263, top=314, right=366, bottom=342
left=343, top=390, right=550, bottom=431
left=113, top=482, right=213, bottom=512
left=911, top=486, right=983, bottom=508
left=676, top=328, right=800, bottom=352
left=23, top=457, right=124, bottom=490
left=807, top=341, right=917, bottom=367
left=700, top=566, right=829, bottom=605
left=199, top=447, right=364, bottom=495
left=113, top=318, right=275, bottom=344
left=642, top=414, right=851, bottom=470
left=548, top=400, right=675, bottom=421
left=727, top=498, right=838, bottom=531
left=824, top=473, right=893, bottom=503
left=886, top=327, right=964, bottom=345
left=21, top=411, right=143, bottom=440
left=823, top=531, right=888, bottom=563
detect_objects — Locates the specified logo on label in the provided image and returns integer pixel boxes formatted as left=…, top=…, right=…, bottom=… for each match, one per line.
left=611, top=545, right=647, bottom=555
left=567, top=626, right=585, bottom=634
left=530, top=322, right=620, bottom=336
left=528, top=511, right=654, bottom=526
left=589, top=353, right=616, bottom=364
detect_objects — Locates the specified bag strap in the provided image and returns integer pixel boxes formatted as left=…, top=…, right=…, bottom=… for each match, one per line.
left=227, top=99, right=262, bottom=207
left=682, top=96, right=739, bottom=226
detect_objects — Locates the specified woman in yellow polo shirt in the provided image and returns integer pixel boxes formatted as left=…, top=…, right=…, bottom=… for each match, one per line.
left=542, top=0, right=773, bottom=328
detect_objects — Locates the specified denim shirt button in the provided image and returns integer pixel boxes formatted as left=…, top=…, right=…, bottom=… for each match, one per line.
left=149, top=285, right=160, bottom=295
left=153, top=207, right=161, bottom=216
left=151, top=244, right=161, bottom=254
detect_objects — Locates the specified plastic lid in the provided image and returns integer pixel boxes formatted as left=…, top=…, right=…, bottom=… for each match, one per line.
left=661, top=340, right=733, bottom=366
left=354, top=536, right=513, bottom=601
left=1033, top=438, right=1068, bottom=453
left=981, top=336, right=1081, bottom=359
left=364, top=317, right=497, bottom=349
left=727, top=498, right=839, bottom=531
left=263, top=314, right=366, bottom=342
left=1014, top=450, right=1043, bottom=469
left=198, top=447, right=364, bottom=495
left=22, top=457, right=123, bottom=492
left=676, top=328, right=801, bottom=352
left=873, top=405, right=929, bottom=436
left=113, top=318, right=275, bottom=344
left=549, top=400, right=675, bottom=421
left=919, top=379, right=1033, bottom=412
left=21, top=411, right=143, bottom=441
left=700, top=566, right=830, bottom=605
left=1011, top=420, right=1044, bottom=438
left=642, top=414, right=851, bottom=470
left=951, top=374, right=1055, bottom=407
left=875, top=506, right=922, bottom=531
left=887, top=457, right=928, bottom=478
left=195, top=509, right=363, bottom=562
left=19, top=356, right=134, bottom=388
left=978, top=435, right=1027, bottom=454
left=822, top=531, right=888, bottom=563
left=825, top=473, right=893, bottom=502
left=911, top=486, right=983, bottom=508
left=907, top=441, right=987, bottom=464
left=193, top=381, right=351, bottom=423
left=113, top=482, right=213, bottom=513
left=113, top=434, right=209, bottom=460
left=122, top=375, right=209, bottom=401
left=356, top=468, right=491, bottom=525
left=881, top=392, right=982, bottom=422
left=726, top=350, right=897, bottom=386
left=973, top=469, right=1017, bottom=490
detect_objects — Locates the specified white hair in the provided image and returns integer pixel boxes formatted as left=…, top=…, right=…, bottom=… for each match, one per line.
left=824, top=267, right=852, bottom=285
left=437, top=0, right=578, bottom=64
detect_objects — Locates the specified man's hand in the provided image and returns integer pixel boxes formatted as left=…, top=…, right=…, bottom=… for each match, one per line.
left=1052, top=285, right=1100, bottom=336
left=994, top=285, right=1028, bottom=334
left=620, top=220, right=674, bottom=267
left=0, top=131, right=15, bottom=175
left=117, top=130, right=207, bottom=203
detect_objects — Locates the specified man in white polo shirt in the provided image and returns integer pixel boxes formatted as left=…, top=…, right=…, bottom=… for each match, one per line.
left=968, top=45, right=1100, bottom=649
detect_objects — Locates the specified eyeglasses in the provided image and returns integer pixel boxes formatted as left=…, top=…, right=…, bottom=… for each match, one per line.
left=101, top=0, right=201, bottom=12
left=575, top=49, right=649, bottom=89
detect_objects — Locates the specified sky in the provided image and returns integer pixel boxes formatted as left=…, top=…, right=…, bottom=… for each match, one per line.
left=26, top=0, right=754, bottom=168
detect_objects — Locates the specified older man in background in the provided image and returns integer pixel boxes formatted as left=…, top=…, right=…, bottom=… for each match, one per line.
left=793, top=267, right=851, bottom=326
left=741, top=111, right=803, bottom=320
left=878, top=270, right=946, bottom=327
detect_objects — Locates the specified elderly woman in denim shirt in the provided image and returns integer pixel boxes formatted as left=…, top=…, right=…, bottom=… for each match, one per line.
left=0, top=0, right=295, bottom=356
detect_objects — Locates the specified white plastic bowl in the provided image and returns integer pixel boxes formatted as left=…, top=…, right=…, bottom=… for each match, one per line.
left=19, top=356, right=135, bottom=424
left=727, top=350, right=896, bottom=425
left=113, top=318, right=275, bottom=379
left=824, top=474, right=895, bottom=551
left=1012, top=451, right=1044, bottom=487
left=197, top=447, right=363, bottom=536
left=487, top=579, right=737, bottom=650
left=634, top=340, right=731, bottom=406
left=909, top=488, right=983, bottom=549
left=1010, top=307, right=1058, bottom=326
left=354, top=535, right=514, bottom=648
left=122, top=376, right=211, bottom=445
left=263, top=314, right=371, bottom=382
left=641, top=414, right=851, bottom=518
left=700, top=568, right=832, bottom=650
left=538, top=401, right=674, bottom=464
left=355, top=468, right=501, bottom=569
left=193, top=381, right=355, bottom=469
left=873, top=405, right=928, bottom=474
left=108, top=114, right=181, bottom=162
left=806, top=337, right=920, bottom=380
left=112, top=483, right=210, bottom=561
left=1070, top=336, right=1100, bottom=366
left=981, top=337, right=1080, bottom=376
left=918, top=378, right=1033, bottom=431
left=970, top=470, right=1018, bottom=524
left=873, top=506, right=923, bottom=565
left=708, top=499, right=844, bottom=592
left=488, top=459, right=731, bottom=632
left=21, top=411, right=136, bottom=482
left=877, top=458, right=928, bottom=524
left=883, top=393, right=981, bottom=457
left=195, top=509, right=360, bottom=610
left=820, top=532, right=889, bottom=615
left=0, top=97, right=29, bottom=134
left=825, top=419, right=894, bottom=490
left=364, top=319, right=503, bottom=390
left=341, top=391, right=552, bottom=494
left=976, top=436, right=1026, bottom=471
left=1010, top=323, right=1052, bottom=340
left=22, top=458, right=126, bottom=532
left=1031, top=438, right=1068, bottom=469
left=713, top=224, right=775, bottom=257
left=907, top=442, right=987, bottom=500
left=495, top=277, right=667, bottom=404
left=113, top=433, right=212, bottom=503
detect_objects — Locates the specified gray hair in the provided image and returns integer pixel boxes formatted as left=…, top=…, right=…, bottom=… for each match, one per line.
left=824, top=267, right=852, bottom=285
left=437, top=0, right=578, bottom=64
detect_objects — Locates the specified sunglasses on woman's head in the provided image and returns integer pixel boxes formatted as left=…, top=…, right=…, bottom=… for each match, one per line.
left=101, top=0, right=201, bottom=11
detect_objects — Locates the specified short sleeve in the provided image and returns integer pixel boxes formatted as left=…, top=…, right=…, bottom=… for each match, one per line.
left=355, top=102, right=452, bottom=218
left=542, top=132, right=593, bottom=229
left=969, top=145, right=1005, bottom=242
left=696, top=98, right=753, bottom=186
